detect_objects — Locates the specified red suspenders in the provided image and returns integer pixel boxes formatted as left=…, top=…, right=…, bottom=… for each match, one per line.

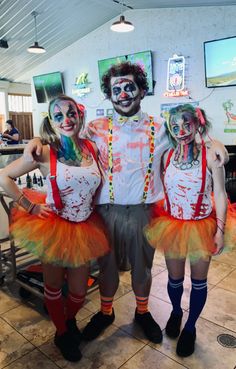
left=49, top=140, right=97, bottom=210
left=194, top=143, right=207, bottom=218
left=49, top=147, right=64, bottom=210
left=163, top=148, right=174, bottom=214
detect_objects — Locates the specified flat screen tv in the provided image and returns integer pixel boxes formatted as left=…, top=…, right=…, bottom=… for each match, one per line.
left=98, top=50, right=154, bottom=95
left=204, top=36, right=236, bottom=88
left=33, top=71, right=64, bottom=103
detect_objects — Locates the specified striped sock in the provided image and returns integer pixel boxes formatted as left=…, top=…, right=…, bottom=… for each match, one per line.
left=184, top=278, right=208, bottom=333
left=135, top=296, right=149, bottom=314
left=101, top=296, right=114, bottom=315
left=167, top=276, right=184, bottom=316
left=66, top=292, right=86, bottom=320
left=44, top=284, right=66, bottom=335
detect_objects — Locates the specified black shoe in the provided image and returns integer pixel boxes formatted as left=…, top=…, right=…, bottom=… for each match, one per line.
left=176, top=328, right=196, bottom=357
left=66, top=318, right=82, bottom=345
left=134, top=309, right=163, bottom=343
left=54, top=331, right=82, bottom=362
left=82, top=309, right=115, bottom=341
left=165, top=312, right=183, bottom=338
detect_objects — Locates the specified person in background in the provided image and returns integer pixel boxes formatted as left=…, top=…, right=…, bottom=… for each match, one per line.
left=2, top=119, right=20, bottom=144
left=145, top=104, right=236, bottom=357
left=23, top=62, right=229, bottom=346
left=0, top=95, right=110, bottom=362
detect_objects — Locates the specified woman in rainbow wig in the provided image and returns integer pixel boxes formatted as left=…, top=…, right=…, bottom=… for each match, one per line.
left=0, top=95, right=110, bottom=362
left=145, top=104, right=236, bottom=357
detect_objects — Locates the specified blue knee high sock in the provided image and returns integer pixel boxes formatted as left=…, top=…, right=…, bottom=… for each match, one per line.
left=184, top=278, right=208, bottom=333
left=167, top=276, right=184, bottom=316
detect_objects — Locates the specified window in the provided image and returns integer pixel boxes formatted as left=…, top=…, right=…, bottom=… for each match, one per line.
left=8, top=94, right=32, bottom=112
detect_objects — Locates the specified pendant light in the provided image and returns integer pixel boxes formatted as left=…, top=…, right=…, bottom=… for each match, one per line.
left=111, top=1, right=134, bottom=32
left=27, top=11, right=46, bottom=54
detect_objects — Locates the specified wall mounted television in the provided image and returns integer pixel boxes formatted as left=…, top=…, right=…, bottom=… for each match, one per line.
left=204, top=36, right=236, bottom=88
left=98, top=50, right=154, bottom=95
left=33, top=71, right=64, bottom=103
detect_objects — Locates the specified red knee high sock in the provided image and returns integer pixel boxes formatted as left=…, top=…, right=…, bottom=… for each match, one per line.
left=66, top=292, right=86, bottom=320
left=44, top=285, right=67, bottom=335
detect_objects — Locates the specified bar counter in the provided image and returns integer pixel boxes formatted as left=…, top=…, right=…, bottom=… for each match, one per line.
left=0, top=144, right=26, bottom=169
left=0, top=144, right=26, bottom=155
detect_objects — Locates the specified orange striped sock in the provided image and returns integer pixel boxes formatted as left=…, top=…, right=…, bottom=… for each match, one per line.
left=101, top=296, right=114, bottom=315
left=135, top=296, right=149, bottom=314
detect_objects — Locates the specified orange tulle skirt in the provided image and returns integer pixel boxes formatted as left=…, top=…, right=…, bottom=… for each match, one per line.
left=145, top=200, right=236, bottom=263
left=10, top=189, right=110, bottom=268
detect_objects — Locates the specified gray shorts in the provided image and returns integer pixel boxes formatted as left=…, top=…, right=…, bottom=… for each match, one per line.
left=96, top=203, right=155, bottom=283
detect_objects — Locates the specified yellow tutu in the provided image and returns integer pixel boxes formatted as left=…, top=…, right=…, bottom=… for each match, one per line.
left=10, top=189, right=110, bottom=267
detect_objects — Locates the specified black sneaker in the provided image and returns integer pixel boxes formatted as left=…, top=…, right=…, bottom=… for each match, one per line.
left=82, top=309, right=115, bottom=341
left=66, top=318, right=82, bottom=345
left=165, top=312, right=183, bottom=338
left=54, top=331, right=82, bottom=362
left=176, top=328, right=196, bottom=357
left=134, top=309, right=163, bottom=343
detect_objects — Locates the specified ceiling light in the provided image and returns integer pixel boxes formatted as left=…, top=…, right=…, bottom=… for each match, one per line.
left=111, top=1, right=134, bottom=32
left=111, top=15, right=134, bottom=32
left=27, top=11, right=46, bottom=54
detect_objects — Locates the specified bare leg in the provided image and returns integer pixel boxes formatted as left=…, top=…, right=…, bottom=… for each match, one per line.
left=43, top=263, right=65, bottom=289
left=165, top=257, right=186, bottom=280
left=67, top=264, right=89, bottom=295
left=98, top=251, right=119, bottom=297
left=190, top=257, right=211, bottom=280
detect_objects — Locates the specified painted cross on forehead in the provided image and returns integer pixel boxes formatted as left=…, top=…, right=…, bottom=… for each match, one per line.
left=111, top=76, right=139, bottom=103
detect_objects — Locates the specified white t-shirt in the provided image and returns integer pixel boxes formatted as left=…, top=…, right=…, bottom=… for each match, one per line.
left=86, top=110, right=169, bottom=205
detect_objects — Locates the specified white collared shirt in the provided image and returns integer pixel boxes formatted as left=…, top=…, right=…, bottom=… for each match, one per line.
left=86, top=110, right=170, bottom=205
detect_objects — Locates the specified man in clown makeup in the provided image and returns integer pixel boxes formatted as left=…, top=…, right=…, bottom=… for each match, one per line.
left=24, top=62, right=228, bottom=344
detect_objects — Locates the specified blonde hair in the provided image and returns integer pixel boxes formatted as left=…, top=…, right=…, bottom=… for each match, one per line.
left=39, top=95, right=85, bottom=150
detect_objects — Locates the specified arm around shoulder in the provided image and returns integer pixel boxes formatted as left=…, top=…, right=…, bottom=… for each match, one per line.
left=207, top=150, right=228, bottom=254
left=206, top=138, right=229, bottom=167
left=23, top=137, right=44, bottom=162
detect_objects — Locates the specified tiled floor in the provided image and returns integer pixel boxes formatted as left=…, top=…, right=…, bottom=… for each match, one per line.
left=0, top=249, right=236, bottom=369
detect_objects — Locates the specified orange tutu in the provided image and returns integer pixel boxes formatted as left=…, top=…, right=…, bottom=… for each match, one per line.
left=145, top=200, right=236, bottom=263
left=10, top=189, right=110, bottom=267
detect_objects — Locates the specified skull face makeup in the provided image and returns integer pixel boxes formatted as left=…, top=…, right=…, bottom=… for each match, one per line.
left=110, top=74, right=143, bottom=117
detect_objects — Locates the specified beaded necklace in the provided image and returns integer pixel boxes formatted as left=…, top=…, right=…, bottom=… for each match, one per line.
left=172, top=142, right=200, bottom=170
left=108, top=115, right=155, bottom=203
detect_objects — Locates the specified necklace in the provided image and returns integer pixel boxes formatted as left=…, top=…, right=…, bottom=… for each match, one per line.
left=172, top=143, right=200, bottom=170
left=108, top=115, right=155, bottom=203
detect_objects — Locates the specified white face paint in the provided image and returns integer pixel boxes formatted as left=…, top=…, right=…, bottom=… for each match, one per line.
left=51, top=100, right=81, bottom=137
left=110, top=74, right=143, bottom=117
left=170, top=112, right=198, bottom=145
